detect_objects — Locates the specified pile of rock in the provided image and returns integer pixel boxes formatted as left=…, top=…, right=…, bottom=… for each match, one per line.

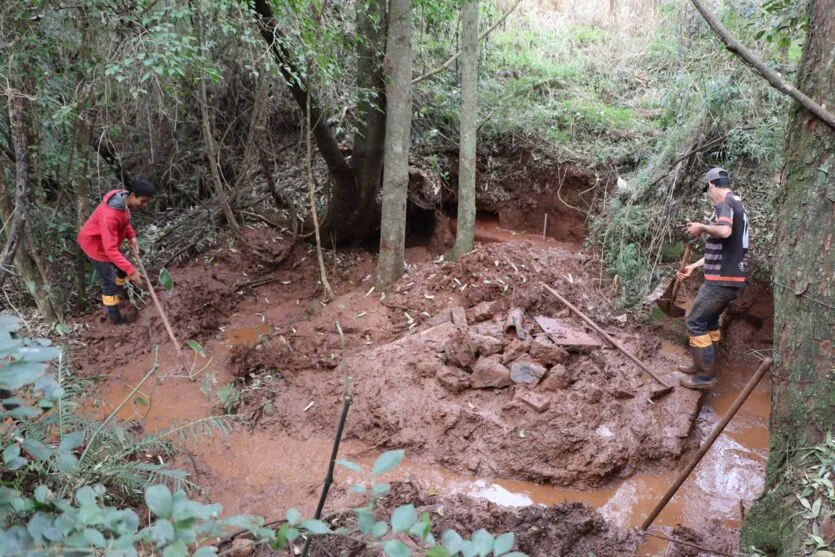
left=417, top=301, right=612, bottom=413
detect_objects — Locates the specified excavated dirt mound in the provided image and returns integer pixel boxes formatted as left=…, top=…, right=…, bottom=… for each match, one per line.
left=253, top=242, right=701, bottom=487
left=298, top=482, right=639, bottom=557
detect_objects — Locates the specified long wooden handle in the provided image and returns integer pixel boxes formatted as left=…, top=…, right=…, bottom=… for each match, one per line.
left=668, top=242, right=693, bottom=305
left=541, top=283, right=671, bottom=389
left=132, top=247, right=191, bottom=373
left=640, top=357, right=773, bottom=530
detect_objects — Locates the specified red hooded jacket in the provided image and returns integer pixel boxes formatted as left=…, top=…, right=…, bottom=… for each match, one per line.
left=77, top=189, right=136, bottom=275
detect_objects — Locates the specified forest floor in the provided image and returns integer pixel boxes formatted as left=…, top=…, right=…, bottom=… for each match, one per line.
left=68, top=212, right=772, bottom=556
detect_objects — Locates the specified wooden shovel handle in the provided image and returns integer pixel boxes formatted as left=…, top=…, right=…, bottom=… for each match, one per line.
left=668, top=242, right=693, bottom=305
left=132, top=246, right=191, bottom=373
left=541, top=283, right=671, bottom=389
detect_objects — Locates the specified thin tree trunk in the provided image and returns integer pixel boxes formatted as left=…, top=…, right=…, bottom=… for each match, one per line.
left=452, top=0, right=479, bottom=259
left=306, top=96, right=334, bottom=300
left=741, top=2, right=835, bottom=554
left=376, top=0, right=413, bottom=287
left=348, top=0, right=387, bottom=246
left=0, top=93, right=29, bottom=289
left=75, top=116, right=93, bottom=308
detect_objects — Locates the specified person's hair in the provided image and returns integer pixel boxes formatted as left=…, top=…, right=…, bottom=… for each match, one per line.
left=129, top=179, right=155, bottom=198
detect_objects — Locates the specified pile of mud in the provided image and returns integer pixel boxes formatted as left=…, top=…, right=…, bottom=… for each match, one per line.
left=300, top=482, right=638, bottom=557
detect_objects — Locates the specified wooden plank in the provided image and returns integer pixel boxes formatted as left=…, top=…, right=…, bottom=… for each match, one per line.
left=534, top=315, right=601, bottom=351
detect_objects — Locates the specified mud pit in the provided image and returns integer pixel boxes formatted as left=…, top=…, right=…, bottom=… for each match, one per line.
left=72, top=221, right=769, bottom=556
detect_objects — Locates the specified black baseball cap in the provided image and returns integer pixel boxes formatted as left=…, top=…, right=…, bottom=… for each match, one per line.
left=704, top=167, right=730, bottom=191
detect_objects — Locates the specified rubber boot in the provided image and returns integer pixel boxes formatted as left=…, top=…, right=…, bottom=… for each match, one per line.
left=679, top=343, right=717, bottom=390
left=679, top=329, right=720, bottom=374
left=106, top=304, right=125, bottom=325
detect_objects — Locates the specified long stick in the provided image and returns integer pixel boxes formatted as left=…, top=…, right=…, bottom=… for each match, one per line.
left=132, top=246, right=191, bottom=375
left=541, top=283, right=671, bottom=389
left=640, top=358, right=773, bottom=530
left=301, top=390, right=352, bottom=557
left=689, top=0, right=835, bottom=131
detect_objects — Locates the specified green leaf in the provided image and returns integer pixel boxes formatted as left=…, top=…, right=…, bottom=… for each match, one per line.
left=472, top=529, right=494, bottom=557
left=84, top=528, right=106, bottom=548
left=146, top=485, right=173, bottom=519
left=151, top=520, right=175, bottom=545
left=501, top=553, right=527, bottom=557
left=427, top=548, right=451, bottom=557
left=460, top=541, right=478, bottom=557
left=371, top=520, right=388, bottom=538
left=300, top=519, right=331, bottom=534
left=8, top=406, right=41, bottom=418
left=383, top=539, right=411, bottom=557
left=350, top=484, right=367, bottom=494
left=34, top=486, right=51, bottom=504
left=285, top=527, right=300, bottom=541
left=187, top=340, right=206, bottom=356
left=5, top=457, right=28, bottom=470
left=391, top=504, right=417, bottom=533
left=356, top=508, right=374, bottom=535
left=286, top=508, right=301, bottom=526
left=159, top=268, right=174, bottom=292
left=336, top=459, right=365, bottom=474
left=3, top=443, right=20, bottom=464
left=163, top=540, right=188, bottom=557
left=372, top=449, right=404, bottom=476
left=22, top=438, right=52, bottom=461
left=193, top=548, right=218, bottom=557
left=373, top=483, right=391, bottom=496
left=56, top=452, right=78, bottom=473
left=442, top=530, right=464, bottom=553
left=493, top=532, right=514, bottom=555
left=59, top=430, right=85, bottom=452
left=811, top=497, right=821, bottom=518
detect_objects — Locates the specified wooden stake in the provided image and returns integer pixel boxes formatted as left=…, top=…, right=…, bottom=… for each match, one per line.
left=542, top=213, right=548, bottom=239
left=639, top=357, right=773, bottom=530
left=132, top=246, right=192, bottom=376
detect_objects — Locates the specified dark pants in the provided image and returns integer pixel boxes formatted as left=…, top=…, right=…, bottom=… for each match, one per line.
left=686, top=282, right=742, bottom=343
left=90, top=259, right=127, bottom=307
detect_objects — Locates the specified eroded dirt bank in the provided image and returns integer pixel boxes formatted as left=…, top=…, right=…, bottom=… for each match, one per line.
left=71, top=219, right=770, bottom=556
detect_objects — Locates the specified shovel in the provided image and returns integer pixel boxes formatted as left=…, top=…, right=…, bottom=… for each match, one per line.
left=656, top=240, right=693, bottom=318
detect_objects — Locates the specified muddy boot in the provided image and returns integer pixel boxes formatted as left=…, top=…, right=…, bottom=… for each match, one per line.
left=106, top=304, right=125, bottom=325
left=679, top=341, right=717, bottom=390
left=119, top=301, right=138, bottom=324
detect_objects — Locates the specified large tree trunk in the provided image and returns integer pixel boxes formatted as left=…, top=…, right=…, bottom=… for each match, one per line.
left=348, top=0, right=387, bottom=246
left=376, top=0, right=413, bottom=286
left=740, top=2, right=835, bottom=554
left=0, top=94, right=29, bottom=289
left=452, top=0, right=479, bottom=259
left=251, top=0, right=381, bottom=246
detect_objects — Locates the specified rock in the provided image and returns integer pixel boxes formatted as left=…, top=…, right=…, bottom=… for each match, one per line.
left=540, top=364, right=572, bottom=390
left=437, top=366, right=470, bottom=394
left=471, top=320, right=507, bottom=342
left=510, top=359, right=547, bottom=385
left=228, top=538, right=255, bottom=557
left=556, top=308, right=571, bottom=319
left=505, top=307, right=527, bottom=340
left=580, top=382, right=603, bottom=403
left=471, top=356, right=512, bottom=389
left=305, top=300, right=322, bottom=316
left=450, top=306, right=468, bottom=329
left=528, top=335, right=568, bottom=366
left=469, top=332, right=504, bottom=357
left=444, top=328, right=475, bottom=368
left=468, top=301, right=495, bottom=322
left=610, top=386, right=636, bottom=399
left=418, top=322, right=457, bottom=352
left=501, top=339, right=530, bottom=365
left=515, top=390, right=551, bottom=413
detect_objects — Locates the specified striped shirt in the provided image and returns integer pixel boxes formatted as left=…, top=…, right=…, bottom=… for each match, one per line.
left=704, top=192, right=748, bottom=287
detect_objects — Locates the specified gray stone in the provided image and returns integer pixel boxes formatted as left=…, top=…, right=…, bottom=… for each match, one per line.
left=510, top=359, right=547, bottom=385
left=471, top=356, right=513, bottom=389
left=469, top=332, right=504, bottom=357
left=528, top=335, right=569, bottom=366
left=515, top=390, right=551, bottom=413
left=437, top=366, right=470, bottom=394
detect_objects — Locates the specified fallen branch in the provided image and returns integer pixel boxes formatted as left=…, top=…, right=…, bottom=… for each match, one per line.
left=689, top=0, right=835, bottom=131
left=412, top=0, right=524, bottom=85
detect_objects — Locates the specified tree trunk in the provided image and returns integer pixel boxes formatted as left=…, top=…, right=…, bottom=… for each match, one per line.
left=0, top=94, right=29, bottom=289
left=452, top=0, right=479, bottom=259
left=349, top=0, right=387, bottom=246
left=740, top=2, right=835, bottom=554
left=251, top=0, right=381, bottom=246
left=376, top=0, right=413, bottom=287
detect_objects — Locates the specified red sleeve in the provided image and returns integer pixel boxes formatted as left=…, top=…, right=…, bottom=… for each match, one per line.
left=125, top=222, right=136, bottom=240
left=714, top=201, right=734, bottom=227
left=101, top=213, right=136, bottom=275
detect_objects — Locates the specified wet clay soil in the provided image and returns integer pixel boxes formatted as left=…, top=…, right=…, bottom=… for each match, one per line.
left=74, top=222, right=771, bottom=556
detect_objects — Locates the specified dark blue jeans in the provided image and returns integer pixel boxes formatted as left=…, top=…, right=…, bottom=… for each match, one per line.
left=686, top=282, right=742, bottom=339
left=90, top=259, right=127, bottom=305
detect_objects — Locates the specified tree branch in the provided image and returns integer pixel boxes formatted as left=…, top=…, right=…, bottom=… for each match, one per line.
left=689, top=0, right=835, bottom=131
left=0, top=93, right=30, bottom=289
left=411, top=0, right=523, bottom=85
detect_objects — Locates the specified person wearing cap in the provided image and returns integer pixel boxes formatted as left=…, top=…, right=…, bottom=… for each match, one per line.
left=77, top=179, right=155, bottom=324
left=674, top=167, right=749, bottom=389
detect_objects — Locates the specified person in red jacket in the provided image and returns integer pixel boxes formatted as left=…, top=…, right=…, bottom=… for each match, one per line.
left=78, top=179, right=154, bottom=324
